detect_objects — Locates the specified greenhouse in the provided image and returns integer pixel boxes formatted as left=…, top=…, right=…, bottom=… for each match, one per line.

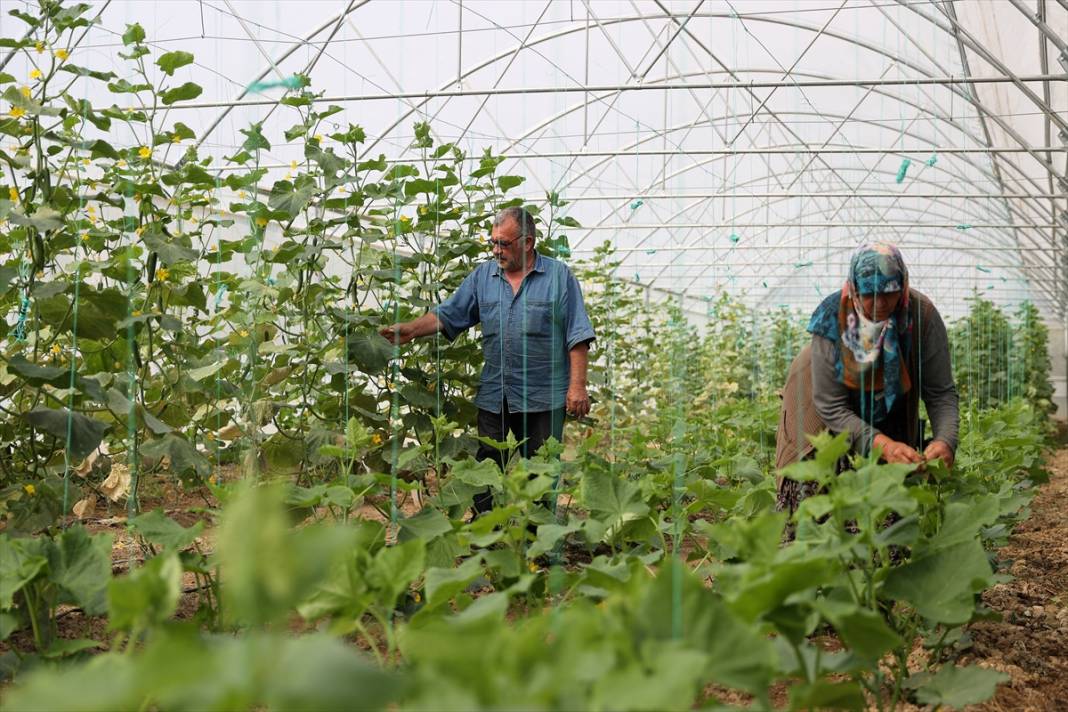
left=0, top=0, right=1066, bottom=709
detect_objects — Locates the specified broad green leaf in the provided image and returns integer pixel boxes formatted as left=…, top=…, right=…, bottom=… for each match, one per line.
left=423, top=556, right=483, bottom=608
left=581, top=470, right=649, bottom=531
left=398, top=507, right=453, bottom=542
left=639, top=559, right=777, bottom=695
left=129, top=510, right=205, bottom=551
left=0, top=652, right=142, bottom=712
left=0, top=535, right=48, bottom=609
left=160, top=81, right=203, bottom=105
left=155, top=50, right=194, bottom=76
left=497, top=175, right=524, bottom=192
left=788, top=679, right=865, bottom=711
left=48, top=526, right=113, bottom=615
left=108, top=552, right=182, bottom=631
left=22, top=407, right=109, bottom=461
left=369, top=539, right=425, bottom=609
left=527, top=521, right=583, bottom=558
left=815, top=600, right=902, bottom=663
left=882, top=538, right=992, bottom=624
left=346, top=332, right=392, bottom=373
left=904, top=664, right=1009, bottom=709
left=448, top=457, right=501, bottom=488
left=264, top=634, right=402, bottom=711
left=268, top=178, right=316, bottom=218
left=186, top=360, right=224, bottom=381
left=140, top=434, right=211, bottom=478
left=122, top=22, right=145, bottom=45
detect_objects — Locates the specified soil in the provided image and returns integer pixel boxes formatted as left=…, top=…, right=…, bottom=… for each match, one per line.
left=961, top=442, right=1068, bottom=712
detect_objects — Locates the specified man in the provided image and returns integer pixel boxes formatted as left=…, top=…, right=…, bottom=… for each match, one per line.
left=379, top=207, right=595, bottom=513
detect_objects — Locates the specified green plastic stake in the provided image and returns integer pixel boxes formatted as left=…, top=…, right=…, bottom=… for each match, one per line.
left=728, top=232, right=740, bottom=243
left=629, top=199, right=644, bottom=210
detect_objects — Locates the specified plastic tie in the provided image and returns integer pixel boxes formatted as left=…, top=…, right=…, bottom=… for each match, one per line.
left=895, top=158, right=911, bottom=184
left=246, top=75, right=303, bottom=93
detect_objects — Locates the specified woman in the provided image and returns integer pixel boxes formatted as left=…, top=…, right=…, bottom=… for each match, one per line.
left=775, top=243, right=959, bottom=515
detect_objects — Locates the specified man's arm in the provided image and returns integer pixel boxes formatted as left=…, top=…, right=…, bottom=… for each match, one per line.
left=566, top=341, right=591, bottom=418
left=379, top=312, right=444, bottom=345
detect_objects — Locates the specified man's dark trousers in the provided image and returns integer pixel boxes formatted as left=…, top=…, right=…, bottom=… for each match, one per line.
left=472, top=397, right=564, bottom=514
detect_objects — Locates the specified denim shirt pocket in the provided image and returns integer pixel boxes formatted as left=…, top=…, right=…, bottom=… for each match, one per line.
left=521, top=299, right=553, bottom=335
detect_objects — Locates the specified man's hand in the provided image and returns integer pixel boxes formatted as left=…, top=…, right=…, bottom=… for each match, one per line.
left=379, top=322, right=416, bottom=346
left=379, top=313, right=443, bottom=346
left=566, top=383, right=590, bottom=419
left=924, top=439, right=955, bottom=469
left=880, top=438, right=924, bottom=465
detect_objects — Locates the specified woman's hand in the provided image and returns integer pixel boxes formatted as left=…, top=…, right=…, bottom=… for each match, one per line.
left=875, top=435, right=924, bottom=465
left=923, top=439, right=955, bottom=469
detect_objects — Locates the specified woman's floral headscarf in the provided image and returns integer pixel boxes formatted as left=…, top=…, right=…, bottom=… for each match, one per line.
left=808, top=242, right=912, bottom=422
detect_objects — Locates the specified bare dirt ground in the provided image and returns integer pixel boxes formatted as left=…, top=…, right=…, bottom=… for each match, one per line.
left=962, top=442, right=1068, bottom=712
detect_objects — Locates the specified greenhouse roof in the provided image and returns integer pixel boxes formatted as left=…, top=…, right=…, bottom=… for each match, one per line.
left=4, top=0, right=1066, bottom=320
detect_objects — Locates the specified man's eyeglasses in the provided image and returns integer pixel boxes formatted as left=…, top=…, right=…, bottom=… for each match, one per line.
left=487, top=237, right=522, bottom=249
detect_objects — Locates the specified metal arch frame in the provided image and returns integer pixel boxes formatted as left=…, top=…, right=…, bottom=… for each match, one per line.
left=570, top=163, right=1061, bottom=313
left=198, top=8, right=1068, bottom=193
left=193, top=0, right=370, bottom=152
left=485, top=65, right=1062, bottom=280
left=118, top=4, right=1065, bottom=314
left=620, top=200, right=1059, bottom=304
left=495, top=79, right=1060, bottom=256
left=548, top=111, right=1058, bottom=266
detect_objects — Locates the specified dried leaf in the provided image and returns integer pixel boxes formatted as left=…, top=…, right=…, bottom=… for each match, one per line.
left=72, top=496, right=97, bottom=519
left=100, top=464, right=131, bottom=502
left=217, top=423, right=243, bottom=441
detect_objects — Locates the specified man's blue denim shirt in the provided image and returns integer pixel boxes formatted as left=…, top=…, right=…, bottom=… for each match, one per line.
left=433, top=254, right=595, bottom=414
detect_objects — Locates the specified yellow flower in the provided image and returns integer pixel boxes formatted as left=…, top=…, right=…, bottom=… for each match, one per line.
left=87, top=205, right=96, bottom=214
left=156, top=267, right=170, bottom=281
left=34, top=41, right=44, bottom=54
left=371, top=433, right=383, bottom=446
left=314, top=134, right=323, bottom=142
left=419, top=206, right=427, bottom=215
left=239, top=329, right=249, bottom=338
left=134, top=226, right=144, bottom=236
left=205, top=432, right=215, bottom=442
left=54, top=49, right=69, bottom=61
left=399, top=215, right=410, bottom=223
left=117, top=159, right=127, bottom=168
left=132, top=309, right=142, bottom=317
left=171, top=134, right=182, bottom=144
left=50, top=343, right=62, bottom=355
left=412, top=591, right=421, bottom=603
left=138, top=146, right=152, bottom=159
left=338, top=186, right=347, bottom=193
left=24, top=484, right=36, bottom=496
left=19, top=85, right=30, bottom=98
left=80, top=232, right=89, bottom=241
left=255, top=216, right=268, bottom=228
left=528, top=562, right=539, bottom=573
left=8, top=187, right=18, bottom=202
left=238, top=190, right=247, bottom=199
left=8, top=106, right=25, bottom=119
left=81, top=158, right=90, bottom=166
left=290, top=160, right=297, bottom=170
left=29, top=68, right=42, bottom=80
